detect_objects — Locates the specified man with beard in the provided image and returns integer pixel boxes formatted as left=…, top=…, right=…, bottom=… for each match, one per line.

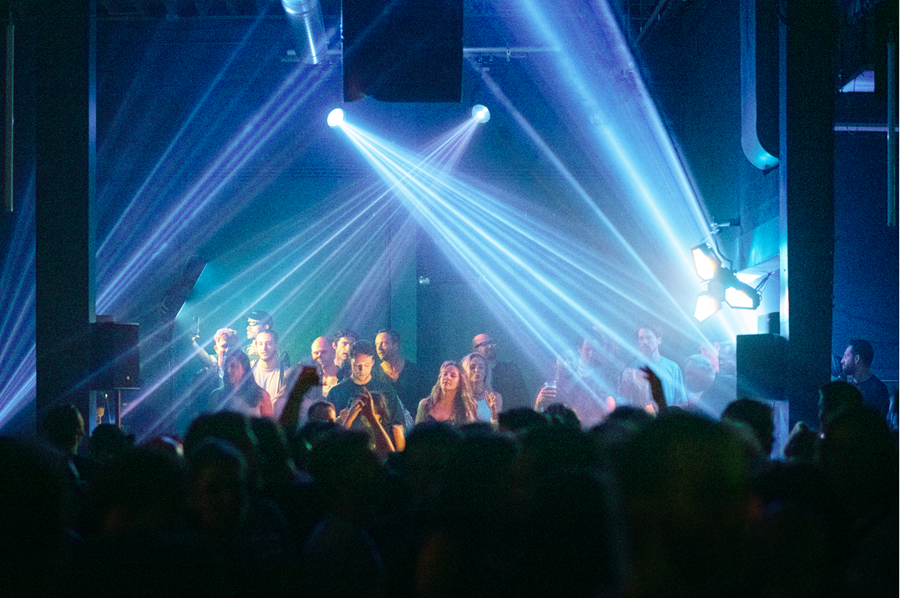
left=632, top=324, right=686, bottom=406
left=251, top=330, right=290, bottom=417
left=840, top=338, right=890, bottom=423
left=472, top=333, right=530, bottom=410
left=245, top=310, right=290, bottom=368
left=373, top=329, right=430, bottom=416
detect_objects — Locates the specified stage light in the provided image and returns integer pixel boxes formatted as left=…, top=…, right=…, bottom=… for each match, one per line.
left=724, top=280, right=761, bottom=309
left=471, top=104, right=490, bottom=123
left=691, top=243, right=721, bottom=281
left=694, top=291, right=721, bottom=322
left=689, top=241, right=761, bottom=318
left=327, top=108, right=344, bottom=127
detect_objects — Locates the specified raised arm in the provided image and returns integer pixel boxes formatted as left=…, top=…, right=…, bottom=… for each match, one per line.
left=640, top=365, right=666, bottom=415
left=279, top=366, right=319, bottom=434
left=358, top=389, right=396, bottom=458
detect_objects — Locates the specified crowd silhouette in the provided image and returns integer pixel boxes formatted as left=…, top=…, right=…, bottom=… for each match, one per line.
left=1, top=364, right=897, bottom=598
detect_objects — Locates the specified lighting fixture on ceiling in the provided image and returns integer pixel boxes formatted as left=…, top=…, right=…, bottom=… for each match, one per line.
left=471, top=104, right=491, bottom=123
left=690, top=243, right=762, bottom=321
left=694, top=290, right=721, bottom=322
left=327, top=108, right=344, bottom=127
left=691, top=243, right=721, bottom=281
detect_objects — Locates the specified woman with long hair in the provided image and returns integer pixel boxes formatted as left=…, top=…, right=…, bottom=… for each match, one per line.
left=415, top=361, right=476, bottom=425
left=210, top=350, right=273, bottom=418
left=461, top=352, right=503, bottom=423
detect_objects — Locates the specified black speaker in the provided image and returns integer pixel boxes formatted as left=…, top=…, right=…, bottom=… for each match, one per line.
left=89, top=322, right=140, bottom=390
left=736, top=333, right=787, bottom=402
left=342, top=0, right=463, bottom=102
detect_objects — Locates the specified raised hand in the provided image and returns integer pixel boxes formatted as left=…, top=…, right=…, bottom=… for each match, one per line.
left=639, top=365, right=666, bottom=414
left=359, top=389, right=378, bottom=422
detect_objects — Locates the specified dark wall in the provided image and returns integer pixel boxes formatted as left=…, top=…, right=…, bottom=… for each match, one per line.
left=637, top=0, right=780, bottom=271
left=832, top=131, right=899, bottom=388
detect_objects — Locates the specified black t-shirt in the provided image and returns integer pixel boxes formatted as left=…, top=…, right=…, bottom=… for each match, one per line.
left=492, top=361, right=530, bottom=410
left=327, top=377, right=406, bottom=428
left=374, top=360, right=432, bottom=415
left=855, top=374, right=891, bottom=420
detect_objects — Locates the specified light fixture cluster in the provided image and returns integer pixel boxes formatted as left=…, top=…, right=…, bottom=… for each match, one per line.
left=691, top=243, right=761, bottom=322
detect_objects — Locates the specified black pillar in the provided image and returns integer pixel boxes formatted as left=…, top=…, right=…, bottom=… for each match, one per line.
left=778, top=0, right=836, bottom=424
left=35, top=1, right=95, bottom=430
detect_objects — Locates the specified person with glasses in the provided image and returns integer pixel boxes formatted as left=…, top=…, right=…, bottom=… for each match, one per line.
left=471, top=333, right=530, bottom=410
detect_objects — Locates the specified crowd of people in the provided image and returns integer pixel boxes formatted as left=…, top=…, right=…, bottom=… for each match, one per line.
left=1, top=312, right=897, bottom=596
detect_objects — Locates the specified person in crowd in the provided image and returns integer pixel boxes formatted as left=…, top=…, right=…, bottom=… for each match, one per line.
left=818, top=380, right=864, bottom=430
left=310, top=336, right=339, bottom=398
left=535, top=333, right=616, bottom=428
left=461, top=352, right=502, bottom=423
left=472, top=333, right=530, bottom=410
left=416, top=360, right=477, bottom=425
left=328, top=340, right=406, bottom=452
left=278, top=337, right=338, bottom=428
left=245, top=310, right=291, bottom=368
left=840, top=338, right=891, bottom=423
left=41, top=402, right=98, bottom=486
left=374, top=328, right=431, bottom=417
left=716, top=341, right=737, bottom=376
left=331, top=328, right=359, bottom=382
left=0, top=437, right=73, bottom=597
left=194, top=327, right=240, bottom=371
left=720, top=398, right=775, bottom=470
left=186, top=437, right=291, bottom=595
left=683, top=353, right=736, bottom=418
left=210, top=350, right=272, bottom=417
left=277, top=365, right=321, bottom=439
left=188, top=328, right=242, bottom=425
left=307, top=401, right=337, bottom=423
left=244, top=310, right=272, bottom=362
left=251, top=330, right=289, bottom=417
left=632, top=323, right=686, bottom=405
left=88, top=423, right=135, bottom=465
left=341, top=388, right=398, bottom=458
left=721, top=397, right=775, bottom=458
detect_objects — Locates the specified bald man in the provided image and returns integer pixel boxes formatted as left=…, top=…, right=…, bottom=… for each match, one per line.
left=286, top=337, right=339, bottom=428
left=472, top=333, right=530, bottom=410
left=311, top=336, right=339, bottom=398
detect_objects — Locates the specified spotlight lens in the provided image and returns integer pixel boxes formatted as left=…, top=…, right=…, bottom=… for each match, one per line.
left=725, top=286, right=757, bottom=309
left=694, top=292, right=720, bottom=322
left=691, top=245, right=720, bottom=281
left=471, top=104, right=490, bottom=123
left=327, top=108, right=344, bottom=128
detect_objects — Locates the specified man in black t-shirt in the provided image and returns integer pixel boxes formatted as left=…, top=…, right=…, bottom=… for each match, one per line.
left=840, top=338, right=891, bottom=423
left=328, top=340, right=406, bottom=451
left=373, top=329, right=431, bottom=416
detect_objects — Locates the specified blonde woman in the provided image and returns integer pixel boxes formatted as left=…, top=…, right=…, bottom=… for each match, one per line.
left=415, top=361, right=477, bottom=425
left=461, top=353, right=503, bottom=423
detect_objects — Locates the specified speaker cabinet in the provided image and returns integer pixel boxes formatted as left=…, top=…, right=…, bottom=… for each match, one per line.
left=736, top=333, right=787, bottom=401
left=89, top=322, right=140, bottom=390
left=343, top=0, right=463, bottom=102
